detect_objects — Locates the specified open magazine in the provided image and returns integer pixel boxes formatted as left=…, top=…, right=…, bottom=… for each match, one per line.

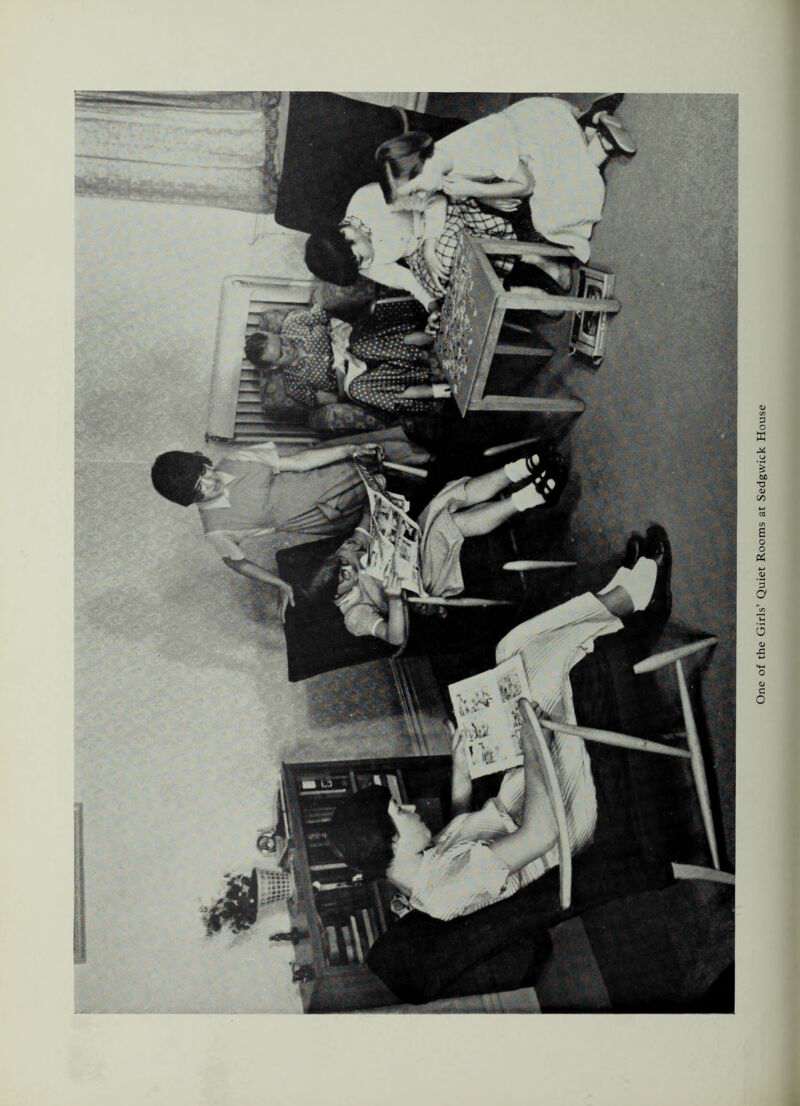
left=353, top=459, right=424, bottom=596
left=448, top=655, right=531, bottom=779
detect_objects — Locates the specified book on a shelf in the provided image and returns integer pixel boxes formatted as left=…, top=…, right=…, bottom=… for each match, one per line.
left=360, top=907, right=376, bottom=950
left=307, top=842, right=345, bottom=865
left=340, top=923, right=356, bottom=964
left=312, top=877, right=356, bottom=893
left=349, top=915, right=365, bottom=963
left=299, top=775, right=350, bottom=793
left=384, top=774, right=402, bottom=803
left=323, top=925, right=342, bottom=966
left=448, top=655, right=529, bottom=779
left=303, top=806, right=337, bottom=824
left=366, top=772, right=403, bottom=803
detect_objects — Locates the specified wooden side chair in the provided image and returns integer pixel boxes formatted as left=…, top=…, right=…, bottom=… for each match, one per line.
left=521, top=635, right=732, bottom=911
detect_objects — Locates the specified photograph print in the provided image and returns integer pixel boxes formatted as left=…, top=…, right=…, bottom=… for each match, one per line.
left=75, top=90, right=736, bottom=1013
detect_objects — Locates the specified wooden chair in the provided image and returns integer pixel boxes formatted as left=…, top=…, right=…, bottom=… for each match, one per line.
left=521, top=635, right=732, bottom=911
left=277, top=532, right=575, bottom=681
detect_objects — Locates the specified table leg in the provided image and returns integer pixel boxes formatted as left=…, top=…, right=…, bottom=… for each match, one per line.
left=468, top=395, right=585, bottom=413
left=503, top=290, right=621, bottom=313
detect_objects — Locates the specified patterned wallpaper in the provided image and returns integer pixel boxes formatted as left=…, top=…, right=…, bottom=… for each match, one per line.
left=75, top=196, right=414, bottom=1012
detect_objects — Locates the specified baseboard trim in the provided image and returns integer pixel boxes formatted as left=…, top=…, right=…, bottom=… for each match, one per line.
left=390, top=657, right=431, bottom=755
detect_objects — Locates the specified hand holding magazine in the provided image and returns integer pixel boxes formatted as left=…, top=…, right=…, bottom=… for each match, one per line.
left=448, top=656, right=533, bottom=779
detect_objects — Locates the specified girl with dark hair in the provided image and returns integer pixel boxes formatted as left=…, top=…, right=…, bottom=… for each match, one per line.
left=304, top=181, right=516, bottom=310
left=327, top=524, right=673, bottom=921
left=311, top=448, right=569, bottom=646
left=376, top=96, right=636, bottom=288
left=150, top=435, right=430, bottom=621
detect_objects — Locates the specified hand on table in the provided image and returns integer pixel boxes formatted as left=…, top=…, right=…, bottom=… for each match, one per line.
left=425, top=308, right=441, bottom=336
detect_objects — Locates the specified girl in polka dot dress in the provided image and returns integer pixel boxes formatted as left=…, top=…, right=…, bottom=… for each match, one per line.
left=245, top=299, right=450, bottom=418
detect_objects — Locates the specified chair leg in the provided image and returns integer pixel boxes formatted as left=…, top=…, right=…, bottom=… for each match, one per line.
left=483, top=436, right=544, bottom=457
left=671, top=862, right=734, bottom=886
left=503, top=561, right=576, bottom=571
left=676, top=659, right=721, bottom=869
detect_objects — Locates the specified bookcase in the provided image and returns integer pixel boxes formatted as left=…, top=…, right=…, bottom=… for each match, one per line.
left=279, top=755, right=452, bottom=1012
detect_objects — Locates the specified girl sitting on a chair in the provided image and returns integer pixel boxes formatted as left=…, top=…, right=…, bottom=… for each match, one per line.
left=304, top=181, right=517, bottom=314
left=245, top=296, right=451, bottom=418
left=326, top=523, right=673, bottom=922
left=308, top=448, right=569, bottom=646
left=376, top=95, right=635, bottom=292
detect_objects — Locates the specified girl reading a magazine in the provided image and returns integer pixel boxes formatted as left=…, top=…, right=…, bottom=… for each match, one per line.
left=327, top=524, right=673, bottom=920
left=308, top=447, right=569, bottom=645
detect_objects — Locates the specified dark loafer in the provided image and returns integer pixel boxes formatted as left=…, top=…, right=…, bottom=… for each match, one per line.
left=524, top=447, right=569, bottom=507
left=577, top=93, right=625, bottom=129
left=597, top=112, right=637, bottom=156
left=642, top=523, right=672, bottom=624
left=622, top=531, right=647, bottom=569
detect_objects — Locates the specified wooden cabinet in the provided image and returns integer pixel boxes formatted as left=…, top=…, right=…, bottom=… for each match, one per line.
left=279, top=756, right=451, bottom=1012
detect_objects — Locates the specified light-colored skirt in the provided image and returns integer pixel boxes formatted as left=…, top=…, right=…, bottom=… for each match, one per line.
left=505, top=96, right=606, bottom=263
left=417, top=477, right=472, bottom=598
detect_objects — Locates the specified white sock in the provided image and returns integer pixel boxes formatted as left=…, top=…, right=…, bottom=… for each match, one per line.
left=504, top=454, right=540, bottom=483
left=598, top=558, right=657, bottom=611
left=597, top=566, right=630, bottom=597
left=510, top=484, right=545, bottom=512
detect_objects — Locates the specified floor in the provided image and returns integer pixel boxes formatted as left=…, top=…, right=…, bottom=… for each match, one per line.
left=424, top=92, right=737, bottom=863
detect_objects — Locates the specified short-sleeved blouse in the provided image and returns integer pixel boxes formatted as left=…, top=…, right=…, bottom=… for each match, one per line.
left=199, top=443, right=366, bottom=561
left=436, top=97, right=605, bottom=263
left=408, top=797, right=524, bottom=921
left=345, top=184, right=439, bottom=306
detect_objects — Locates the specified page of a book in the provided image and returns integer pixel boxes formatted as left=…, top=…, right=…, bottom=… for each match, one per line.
left=448, top=655, right=530, bottom=778
left=354, top=459, right=423, bottom=594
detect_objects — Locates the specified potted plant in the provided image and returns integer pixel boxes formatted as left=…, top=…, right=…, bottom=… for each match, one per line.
left=201, top=867, right=293, bottom=937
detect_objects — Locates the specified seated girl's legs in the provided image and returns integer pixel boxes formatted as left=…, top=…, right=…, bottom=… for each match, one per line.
left=451, top=199, right=516, bottom=277
left=348, top=363, right=433, bottom=416
left=457, top=466, right=512, bottom=506
left=451, top=496, right=519, bottom=539
left=433, top=200, right=516, bottom=282
left=448, top=463, right=549, bottom=539
left=349, top=302, right=430, bottom=365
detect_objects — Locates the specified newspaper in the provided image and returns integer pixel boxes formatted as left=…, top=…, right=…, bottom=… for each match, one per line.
left=353, top=459, right=424, bottom=596
left=448, top=655, right=531, bottom=779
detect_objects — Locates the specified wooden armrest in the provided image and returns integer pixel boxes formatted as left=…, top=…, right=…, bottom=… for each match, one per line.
left=519, top=699, right=572, bottom=910
left=633, top=636, right=719, bottom=675
left=406, top=596, right=514, bottom=608
left=539, top=718, right=692, bottom=760
left=503, top=560, right=576, bottom=571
